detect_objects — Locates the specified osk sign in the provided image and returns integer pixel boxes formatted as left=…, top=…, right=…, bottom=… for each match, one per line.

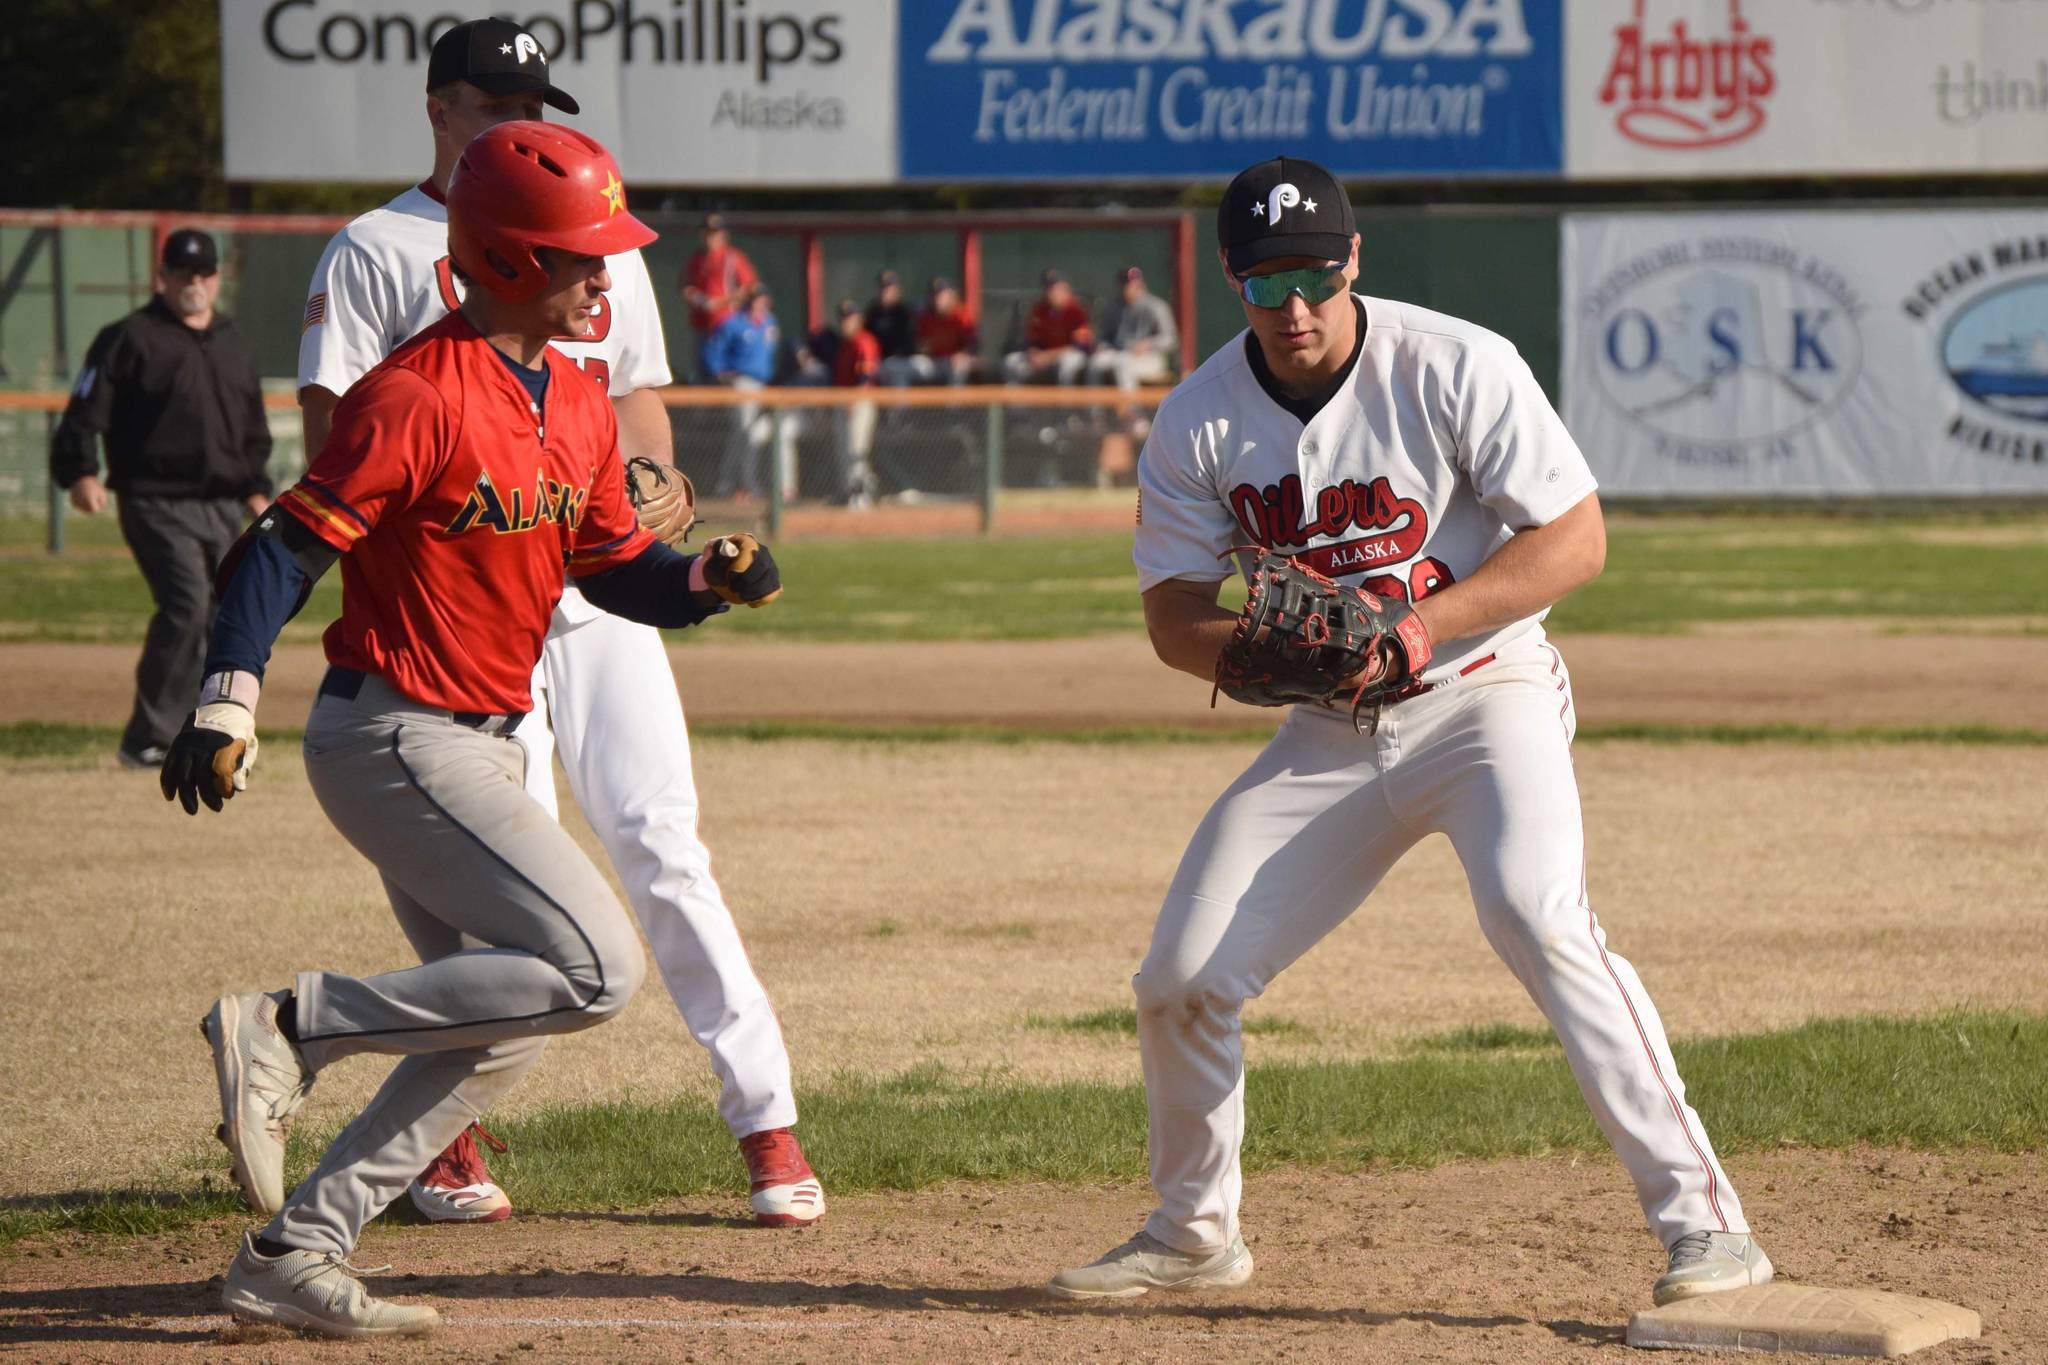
left=1582, top=236, right=1864, bottom=468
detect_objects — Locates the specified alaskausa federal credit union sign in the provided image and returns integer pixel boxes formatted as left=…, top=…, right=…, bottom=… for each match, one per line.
left=896, top=0, right=1562, bottom=181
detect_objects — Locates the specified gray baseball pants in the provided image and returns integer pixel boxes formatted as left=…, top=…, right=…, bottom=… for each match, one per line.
left=264, top=672, right=645, bottom=1255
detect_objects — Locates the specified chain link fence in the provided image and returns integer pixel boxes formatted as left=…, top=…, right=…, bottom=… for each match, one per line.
left=1, top=384, right=1165, bottom=547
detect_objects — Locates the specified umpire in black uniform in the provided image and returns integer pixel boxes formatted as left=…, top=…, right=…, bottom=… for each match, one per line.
left=49, top=228, right=274, bottom=767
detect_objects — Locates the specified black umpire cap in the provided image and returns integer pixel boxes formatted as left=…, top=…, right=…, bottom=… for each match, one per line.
left=161, top=228, right=219, bottom=275
left=1217, top=156, right=1356, bottom=272
left=427, top=19, right=579, bottom=115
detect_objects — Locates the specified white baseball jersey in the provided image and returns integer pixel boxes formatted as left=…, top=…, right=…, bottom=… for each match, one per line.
left=298, top=182, right=671, bottom=401
left=1125, top=294, right=1747, bottom=1262
left=1134, top=293, right=1598, bottom=684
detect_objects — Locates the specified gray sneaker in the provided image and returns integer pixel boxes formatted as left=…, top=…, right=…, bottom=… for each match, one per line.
left=1653, top=1230, right=1774, bottom=1305
left=201, top=991, right=312, bottom=1216
left=1048, top=1230, right=1254, bottom=1300
left=222, top=1233, right=439, bottom=1338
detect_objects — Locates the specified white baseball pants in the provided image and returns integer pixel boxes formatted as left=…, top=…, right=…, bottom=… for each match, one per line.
left=516, top=591, right=798, bottom=1139
left=1136, top=643, right=1746, bottom=1254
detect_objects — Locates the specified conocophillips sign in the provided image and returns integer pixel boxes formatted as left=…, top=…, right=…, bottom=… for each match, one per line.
left=219, top=0, right=894, bottom=183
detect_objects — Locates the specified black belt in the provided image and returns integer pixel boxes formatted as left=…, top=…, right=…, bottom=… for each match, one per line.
left=318, top=667, right=525, bottom=730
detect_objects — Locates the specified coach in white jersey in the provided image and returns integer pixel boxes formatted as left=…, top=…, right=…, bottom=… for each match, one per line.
left=295, top=18, right=821, bottom=1230
left=1048, top=158, right=1770, bottom=1305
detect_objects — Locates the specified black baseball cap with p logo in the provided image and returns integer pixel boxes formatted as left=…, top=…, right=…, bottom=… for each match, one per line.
left=1217, top=157, right=1356, bottom=273
left=426, top=19, right=580, bottom=115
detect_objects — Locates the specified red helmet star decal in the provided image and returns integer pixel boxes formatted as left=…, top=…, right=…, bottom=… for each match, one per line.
left=602, top=172, right=625, bottom=216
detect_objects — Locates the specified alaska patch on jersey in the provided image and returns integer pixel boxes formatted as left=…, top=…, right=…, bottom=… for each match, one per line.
left=445, top=468, right=589, bottom=537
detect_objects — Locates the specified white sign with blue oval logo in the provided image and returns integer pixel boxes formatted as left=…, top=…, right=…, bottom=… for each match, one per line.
left=1565, top=210, right=2048, bottom=495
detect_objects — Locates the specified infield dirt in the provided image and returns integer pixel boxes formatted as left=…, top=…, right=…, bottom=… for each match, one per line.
left=4, top=625, right=2044, bottom=1361
left=6, top=624, right=2048, bottom=734
left=5, top=736, right=2044, bottom=1199
left=3, top=1150, right=2034, bottom=1362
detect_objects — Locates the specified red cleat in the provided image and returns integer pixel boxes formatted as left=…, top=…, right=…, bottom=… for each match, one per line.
left=740, top=1127, right=825, bottom=1227
left=408, top=1122, right=511, bottom=1224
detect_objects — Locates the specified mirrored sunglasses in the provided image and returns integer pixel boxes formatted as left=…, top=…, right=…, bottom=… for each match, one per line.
left=1236, top=265, right=1348, bottom=310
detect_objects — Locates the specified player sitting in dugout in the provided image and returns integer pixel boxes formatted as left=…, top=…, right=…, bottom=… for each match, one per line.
left=1002, top=268, right=1095, bottom=385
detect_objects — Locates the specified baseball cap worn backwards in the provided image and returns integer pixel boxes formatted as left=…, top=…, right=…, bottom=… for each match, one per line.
left=162, top=228, right=219, bottom=274
left=427, top=19, right=579, bottom=115
left=1217, top=156, right=1355, bottom=273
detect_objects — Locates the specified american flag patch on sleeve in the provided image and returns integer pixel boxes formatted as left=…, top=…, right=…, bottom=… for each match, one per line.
left=302, top=293, right=327, bottom=331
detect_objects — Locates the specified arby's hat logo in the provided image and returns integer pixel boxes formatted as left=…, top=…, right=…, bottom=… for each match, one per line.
left=1598, top=0, right=1775, bottom=151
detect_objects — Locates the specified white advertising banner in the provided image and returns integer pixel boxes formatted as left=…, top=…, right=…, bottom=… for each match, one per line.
left=1567, top=0, right=2048, bottom=178
left=220, top=0, right=894, bottom=184
left=1562, top=209, right=2048, bottom=495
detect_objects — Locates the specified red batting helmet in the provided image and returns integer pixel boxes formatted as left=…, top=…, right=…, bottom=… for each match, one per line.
left=447, top=122, right=656, bottom=302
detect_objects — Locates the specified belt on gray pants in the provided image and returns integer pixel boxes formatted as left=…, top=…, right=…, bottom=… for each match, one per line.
left=317, top=667, right=528, bottom=734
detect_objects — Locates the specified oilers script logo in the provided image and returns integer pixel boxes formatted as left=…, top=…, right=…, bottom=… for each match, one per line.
left=1579, top=236, right=1866, bottom=466
left=1598, top=0, right=1774, bottom=150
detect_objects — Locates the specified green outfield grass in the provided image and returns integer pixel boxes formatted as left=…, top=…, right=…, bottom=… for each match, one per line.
left=4, top=1011, right=2040, bottom=1246
left=3, top=514, right=2044, bottom=643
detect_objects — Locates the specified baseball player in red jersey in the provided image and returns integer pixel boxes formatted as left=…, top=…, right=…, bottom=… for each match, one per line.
left=297, top=19, right=819, bottom=1230
left=163, top=124, right=781, bottom=1338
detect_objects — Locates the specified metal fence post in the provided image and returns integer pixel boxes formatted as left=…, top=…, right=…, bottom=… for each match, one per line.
left=45, top=412, right=64, bottom=555
left=766, top=407, right=786, bottom=541
left=981, top=400, right=1003, bottom=534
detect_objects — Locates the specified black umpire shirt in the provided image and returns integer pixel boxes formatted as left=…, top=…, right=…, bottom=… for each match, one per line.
left=49, top=297, right=274, bottom=501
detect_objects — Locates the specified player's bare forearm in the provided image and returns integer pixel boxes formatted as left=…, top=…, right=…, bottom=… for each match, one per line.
left=299, top=385, right=341, bottom=460
left=612, top=386, right=674, bottom=466
left=1142, top=577, right=1241, bottom=681
left=1411, top=492, right=1605, bottom=644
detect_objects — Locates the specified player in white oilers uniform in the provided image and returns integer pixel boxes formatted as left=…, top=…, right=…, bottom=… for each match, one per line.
left=294, top=19, right=819, bottom=1229
left=1049, top=157, right=1770, bottom=1305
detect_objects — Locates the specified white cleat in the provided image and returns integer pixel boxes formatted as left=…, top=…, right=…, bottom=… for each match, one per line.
left=222, top=1232, right=440, bottom=1338
left=1653, top=1230, right=1775, bottom=1306
left=201, top=991, right=312, bottom=1216
left=1047, top=1230, right=1255, bottom=1300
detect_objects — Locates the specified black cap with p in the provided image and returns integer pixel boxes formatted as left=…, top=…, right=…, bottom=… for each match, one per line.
left=1216, top=156, right=1355, bottom=273
left=427, top=19, right=579, bottom=115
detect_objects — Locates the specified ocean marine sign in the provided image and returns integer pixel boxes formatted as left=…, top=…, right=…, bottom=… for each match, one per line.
left=899, top=0, right=1563, bottom=180
left=1902, top=232, right=2048, bottom=465
left=1596, top=0, right=1773, bottom=150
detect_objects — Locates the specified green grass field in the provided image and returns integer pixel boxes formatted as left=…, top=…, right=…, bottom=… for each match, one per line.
left=4, top=513, right=2045, bottom=643
left=5, top=1011, right=2039, bottom=1247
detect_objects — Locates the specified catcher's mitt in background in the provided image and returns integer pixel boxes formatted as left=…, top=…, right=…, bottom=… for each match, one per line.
left=625, top=456, right=696, bottom=548
left=1213, top=547, right=1433, bottom=733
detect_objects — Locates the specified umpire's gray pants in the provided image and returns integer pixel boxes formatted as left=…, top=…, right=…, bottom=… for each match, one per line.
left=264, top=674, right=645, bottom=1255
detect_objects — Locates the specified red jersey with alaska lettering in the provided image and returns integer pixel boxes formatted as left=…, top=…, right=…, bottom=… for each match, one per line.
left=277, top=312, right=653, bottom=713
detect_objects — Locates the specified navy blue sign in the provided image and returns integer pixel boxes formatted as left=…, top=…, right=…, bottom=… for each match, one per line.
left=898, top=0, right=1561, bottom=182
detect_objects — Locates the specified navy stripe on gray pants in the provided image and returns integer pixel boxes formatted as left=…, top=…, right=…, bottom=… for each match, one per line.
left=265, top=674, right=644, bottom=1254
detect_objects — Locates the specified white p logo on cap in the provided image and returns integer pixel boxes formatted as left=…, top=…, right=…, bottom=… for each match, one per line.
left=515, top=33, right=542, bottom=63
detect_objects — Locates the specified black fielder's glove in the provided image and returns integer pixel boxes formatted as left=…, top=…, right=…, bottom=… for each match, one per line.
left=160, top=704, right=259, bottom=814
left=1212, top=546, right=1433, bottom=734
left=701, top=533, right=782, bottom=608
